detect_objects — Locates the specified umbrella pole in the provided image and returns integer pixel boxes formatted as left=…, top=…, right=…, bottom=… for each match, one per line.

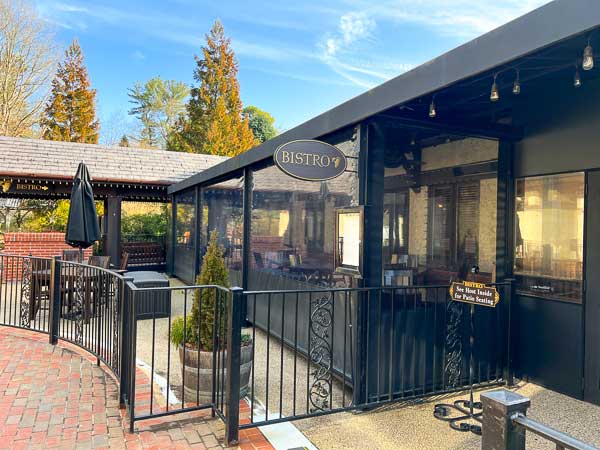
left=79, top=248, right=83, bottom=263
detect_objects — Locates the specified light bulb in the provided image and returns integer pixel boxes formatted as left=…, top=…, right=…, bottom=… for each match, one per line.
left=583, top=44, right=594, bottom=71
left=429, top=99, right=436, bottom=118
left=574, top=68, right=582, bottom=87
left=513, top=71, right=521, bottom=95
left=490, top=80, right=500, bottom=102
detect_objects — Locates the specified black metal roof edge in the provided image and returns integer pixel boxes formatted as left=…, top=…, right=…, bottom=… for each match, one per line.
left=169, top=0, right=600, bottom=194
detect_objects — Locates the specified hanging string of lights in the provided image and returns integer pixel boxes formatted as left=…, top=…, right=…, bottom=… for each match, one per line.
left=426, top=32, right=597, bottom=119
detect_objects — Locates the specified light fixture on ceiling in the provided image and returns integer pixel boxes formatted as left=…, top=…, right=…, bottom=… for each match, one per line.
left=429, top=95, right=437, bottom=118
left=512, top=69, right=521, bottom=95
left=583, top=39, right=594, bottom=71
left=490, top=74, right=500, bottom=102
left=574, top=65, right=582, bottom=88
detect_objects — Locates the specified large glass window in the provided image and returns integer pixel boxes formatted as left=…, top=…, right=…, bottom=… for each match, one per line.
left=514, top=172, right=584, bottom=302
left=173, top=189, right=196, bottom=283
left=248, top=134, right=359, bottom=290
left=383, top=137, right=498, bottom=286
left=201, top=176, right=244, bottom=286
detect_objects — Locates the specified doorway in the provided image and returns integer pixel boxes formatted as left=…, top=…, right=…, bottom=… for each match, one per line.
left=585, top=171, right=600, bottom=404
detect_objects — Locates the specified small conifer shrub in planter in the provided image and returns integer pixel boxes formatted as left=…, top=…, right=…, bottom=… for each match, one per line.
left=170, top=230, right=253, bottom=404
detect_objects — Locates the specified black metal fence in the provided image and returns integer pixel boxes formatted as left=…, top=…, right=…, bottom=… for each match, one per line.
left=241, top=282, right=512, bottom=432
left=124, top=284, right=230, bottom=432
left=0, top=252, right=515, bottom=446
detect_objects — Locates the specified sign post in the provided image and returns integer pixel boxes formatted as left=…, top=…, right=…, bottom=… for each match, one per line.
left=434, top=276, right=501, bottom=435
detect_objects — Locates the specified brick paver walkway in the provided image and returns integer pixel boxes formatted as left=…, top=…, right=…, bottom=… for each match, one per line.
left=0, top=328, right=274, bottom=450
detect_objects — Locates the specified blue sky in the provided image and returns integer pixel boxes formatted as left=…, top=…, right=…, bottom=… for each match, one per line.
left=34, top=0, right=549, bottom=143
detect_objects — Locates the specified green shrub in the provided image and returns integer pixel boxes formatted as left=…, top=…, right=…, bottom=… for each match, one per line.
left=170, top=230, right=253, bottom=351
left=170, top=316, right=194, bottom=347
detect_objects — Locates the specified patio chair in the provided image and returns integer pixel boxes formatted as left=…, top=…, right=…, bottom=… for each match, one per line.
left=62, top=249, right=81, bottom=262
left=111, top=252, right=129, bottom=275
left=87, top=255, right=110, bottom=269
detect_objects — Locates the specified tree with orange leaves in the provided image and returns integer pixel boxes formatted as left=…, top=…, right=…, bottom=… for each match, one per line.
left=41, top=39, right=99, bottom=143
left=168, top=21, right=256, bottom=156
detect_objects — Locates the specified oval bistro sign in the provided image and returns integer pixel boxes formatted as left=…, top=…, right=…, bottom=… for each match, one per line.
left=274, top=140, right=347, bottom=181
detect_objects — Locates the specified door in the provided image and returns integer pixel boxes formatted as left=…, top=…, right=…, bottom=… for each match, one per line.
left=585, top=171, right=600, bottom=404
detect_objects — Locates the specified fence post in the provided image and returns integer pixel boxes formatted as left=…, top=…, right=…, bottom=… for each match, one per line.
left=225, top=287, right=243, bottom=446
left=481, top=389, right=530, bottom=450
left=48, top=256, right=61, bottom=345
left=119, top=277, right=134, bottom=405
left=504, top=279, right=515, bottom=387
left=128, top=281, right=138, bottom=433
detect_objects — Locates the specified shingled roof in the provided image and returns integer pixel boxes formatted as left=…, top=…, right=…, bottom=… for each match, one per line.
left=0, top=136, right=227, bottom=185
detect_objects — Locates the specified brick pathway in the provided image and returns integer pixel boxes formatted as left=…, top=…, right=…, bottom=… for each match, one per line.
left=0, top=328, right=274, bottom=450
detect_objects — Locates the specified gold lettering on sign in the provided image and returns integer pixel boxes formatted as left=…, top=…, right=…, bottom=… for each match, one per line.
left=15, top=184, right=49, bottom=191
left=281, top=151, right=336, bottom=168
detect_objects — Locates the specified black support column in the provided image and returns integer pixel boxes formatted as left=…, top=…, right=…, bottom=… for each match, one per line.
left=106, top=195, right=122, bottom=267
left=496, top=140, right=516, bottom=385
left=353, top=121, right=386, bottom=406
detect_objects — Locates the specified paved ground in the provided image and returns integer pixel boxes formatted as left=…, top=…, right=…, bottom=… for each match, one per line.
left=296, top=382, right=600, bottom=450
left=0, top=327, right=272, bottom=450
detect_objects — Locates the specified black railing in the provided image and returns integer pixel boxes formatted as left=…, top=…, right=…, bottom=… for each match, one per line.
left=0, top=253, right=131, bottom=401
left=241, top=282, right=511, bottom=434
left=0, top=252, right=517, bottom=447
left=124, top=283, right=230, bottom=432
left=481, top=389, right=599, bottom=450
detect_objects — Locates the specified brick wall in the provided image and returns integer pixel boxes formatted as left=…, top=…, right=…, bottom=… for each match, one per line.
left=2, top=233, right=93, bottom=280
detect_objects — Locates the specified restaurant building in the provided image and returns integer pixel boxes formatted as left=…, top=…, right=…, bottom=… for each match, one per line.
left=168, top=0, right=600, bottom=405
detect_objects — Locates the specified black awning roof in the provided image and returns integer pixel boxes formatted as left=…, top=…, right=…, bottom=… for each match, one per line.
left=170, top=0, right=600, bottom=194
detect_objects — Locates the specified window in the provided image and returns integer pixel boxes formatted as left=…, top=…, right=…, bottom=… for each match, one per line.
left=382, top=190, right=409, bottom=266
left=514, top=173, right=584, bottom=302
left=335, top=207, right=363, bottom=275
left=428, top=182, right=480, bottom=273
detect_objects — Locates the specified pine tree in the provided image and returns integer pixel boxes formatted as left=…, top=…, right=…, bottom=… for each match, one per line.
left=167, top=21, right=256, bottom=155
left=41, top=39, right=99, bottom=143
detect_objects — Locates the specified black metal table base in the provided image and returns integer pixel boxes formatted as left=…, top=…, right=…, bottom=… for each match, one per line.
left=433, top=400, right=483, bottom=435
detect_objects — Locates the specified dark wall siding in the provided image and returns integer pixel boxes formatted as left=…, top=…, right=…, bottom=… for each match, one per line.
left=514, top=77, right=600, bottom=177
left=510, top=78, right=598, bottom=398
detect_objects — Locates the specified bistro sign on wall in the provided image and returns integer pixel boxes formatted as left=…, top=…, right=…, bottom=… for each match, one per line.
left=274, top=140, right=347, bottom=181
left=449, top=281, right=500, bottom=308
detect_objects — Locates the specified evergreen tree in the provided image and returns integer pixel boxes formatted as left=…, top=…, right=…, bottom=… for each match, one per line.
left=243, top=105, right=277, bottom=143
left=119, top=134, right=130, bottom=147
left=41, top=39, right=99, bottom=143
left=168, top=21, right=256, bottom=155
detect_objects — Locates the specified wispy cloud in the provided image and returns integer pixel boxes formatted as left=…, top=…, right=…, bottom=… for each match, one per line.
left=316, top=0, right=548, bottom=88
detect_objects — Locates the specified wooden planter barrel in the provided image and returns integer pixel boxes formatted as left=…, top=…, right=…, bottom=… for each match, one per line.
left=178, top=344, right=253, bottom=404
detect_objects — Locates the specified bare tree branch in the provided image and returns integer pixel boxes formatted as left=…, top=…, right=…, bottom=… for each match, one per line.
left=0, top=0, right=57, bottom=136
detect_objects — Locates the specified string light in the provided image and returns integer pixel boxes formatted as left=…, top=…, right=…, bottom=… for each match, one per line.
left=429, top=95, right=437, bottom=118
left=490, top=74, right=500, bottom=102
left=512, top=69, right=521, bottom=95
left=574, top=65, right=582, bottom=87
left=583, top=39, right=594, bottom=71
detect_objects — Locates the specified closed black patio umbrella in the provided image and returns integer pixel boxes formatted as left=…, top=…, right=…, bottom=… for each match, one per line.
left=65, top=162, right=101, bottom=260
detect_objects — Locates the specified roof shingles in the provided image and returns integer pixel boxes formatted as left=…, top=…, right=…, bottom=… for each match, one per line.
left=0, top=136, right=227, bottom=184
